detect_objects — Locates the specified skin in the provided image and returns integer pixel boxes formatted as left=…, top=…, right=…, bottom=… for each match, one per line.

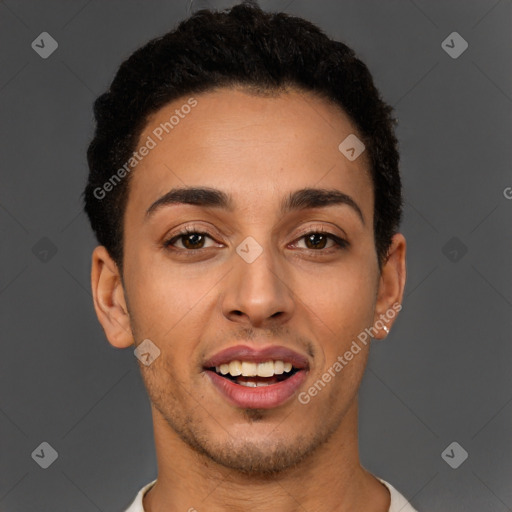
left=91, top=86, right=406, bottom=512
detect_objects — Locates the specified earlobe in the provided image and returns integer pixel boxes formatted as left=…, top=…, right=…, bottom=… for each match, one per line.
left=373, top=233, right=407, bottom=338
left=90, top=246, right=134, bottom=349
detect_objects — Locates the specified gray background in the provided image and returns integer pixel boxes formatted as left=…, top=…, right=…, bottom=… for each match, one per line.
left=0, top=0, right=511, bottom=510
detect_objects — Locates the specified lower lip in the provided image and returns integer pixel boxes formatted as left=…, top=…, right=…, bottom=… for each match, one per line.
left=205, top=370, right=308, bottom=409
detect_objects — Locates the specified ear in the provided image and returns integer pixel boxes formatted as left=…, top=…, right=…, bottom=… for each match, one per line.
left=373, top=233, right=406, bottom=339
left=90, top=246, right=134, bottom=349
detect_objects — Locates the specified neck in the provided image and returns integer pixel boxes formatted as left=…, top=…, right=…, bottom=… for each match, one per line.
left=143, top=398, right=390, bottom=512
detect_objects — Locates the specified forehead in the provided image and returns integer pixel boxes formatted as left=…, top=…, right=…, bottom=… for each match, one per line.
left=126, top=87, right=373, bottom=219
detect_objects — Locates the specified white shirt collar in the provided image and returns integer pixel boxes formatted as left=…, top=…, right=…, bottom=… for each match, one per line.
left=124, top=477, right=418, bottom=511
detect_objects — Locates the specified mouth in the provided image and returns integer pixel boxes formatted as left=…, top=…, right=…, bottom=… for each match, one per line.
left=206, top=359, right=301, bottom=387
left=202, top=345, right=309, bottom=409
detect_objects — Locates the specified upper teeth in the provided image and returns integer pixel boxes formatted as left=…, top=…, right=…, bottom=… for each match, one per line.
left=215, top=360, right=293, bottom=377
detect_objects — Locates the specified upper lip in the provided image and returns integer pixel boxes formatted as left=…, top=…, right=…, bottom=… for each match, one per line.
left=203, top=344, right=310, bottom=370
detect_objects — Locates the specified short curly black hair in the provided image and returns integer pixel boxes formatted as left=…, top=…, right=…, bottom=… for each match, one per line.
left=83, top=1, right=402, bottom=274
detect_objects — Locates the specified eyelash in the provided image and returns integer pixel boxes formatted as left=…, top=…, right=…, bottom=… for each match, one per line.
left=163, top=225, right=348, bottom=255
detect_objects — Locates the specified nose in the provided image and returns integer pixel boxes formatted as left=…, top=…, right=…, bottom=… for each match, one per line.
left=221, top=239, right=295, bottom=328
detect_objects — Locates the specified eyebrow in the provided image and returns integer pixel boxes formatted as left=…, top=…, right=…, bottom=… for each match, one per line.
left=145, top=186, right=365, bottom=224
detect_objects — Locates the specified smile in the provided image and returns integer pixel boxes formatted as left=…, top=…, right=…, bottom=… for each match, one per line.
left=203, top=344, right=310, bottom=408
left=210, top=359, right=299, bottom=387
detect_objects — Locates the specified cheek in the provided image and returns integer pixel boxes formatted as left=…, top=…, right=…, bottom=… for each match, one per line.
left=124, top=248, right=220, bottom=342
left=300, top=262, right=377, bottom=327
left=293, top=256, right=378, bottom=375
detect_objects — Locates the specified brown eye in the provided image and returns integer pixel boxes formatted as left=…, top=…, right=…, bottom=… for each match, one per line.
left=295, top=231, right=348, bottom=251
left=164, top=230, right=216, bottom=250
left=304, top=233, right=329, bottom=249
left=180, top=233, right=206, bottom=249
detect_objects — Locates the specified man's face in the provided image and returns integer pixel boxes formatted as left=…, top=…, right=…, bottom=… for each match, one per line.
left=117, top=87, right=384, bottom=474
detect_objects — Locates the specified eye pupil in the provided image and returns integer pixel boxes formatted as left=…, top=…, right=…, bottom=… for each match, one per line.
left=306, top=233, right=327, bottom=249
left=183, top=233, right=204, bottom=249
